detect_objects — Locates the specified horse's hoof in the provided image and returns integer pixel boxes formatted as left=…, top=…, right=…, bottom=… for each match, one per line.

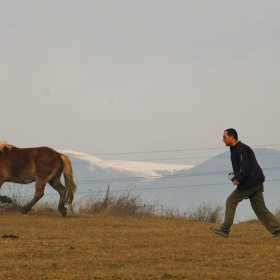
left=20, top=208, right=28, bottom=214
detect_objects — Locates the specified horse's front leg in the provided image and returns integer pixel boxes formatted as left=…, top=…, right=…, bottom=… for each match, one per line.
left=21, top=182, right=45, bottom=214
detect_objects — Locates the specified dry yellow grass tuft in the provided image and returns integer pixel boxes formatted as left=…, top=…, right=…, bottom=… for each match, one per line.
left=0, top=210, right=279, bottom=279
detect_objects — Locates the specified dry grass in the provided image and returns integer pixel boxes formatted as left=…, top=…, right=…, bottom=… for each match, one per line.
left=75, top=187, right=158, bottom=217
left=73, top=188, right=224, bottom=223
left=1, top=186, right=224, bottom=223
left=0, top=210, right=279, bottom=280
left=0, top=189, right=278, bottom=279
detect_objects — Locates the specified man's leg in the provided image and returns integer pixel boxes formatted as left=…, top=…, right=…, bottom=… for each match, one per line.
left=249, top=190, right=280, bottom=234
left=219, top=189, right=249, bottom=232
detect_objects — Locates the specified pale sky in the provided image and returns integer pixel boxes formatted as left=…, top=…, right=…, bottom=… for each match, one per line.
left=1, top=1, right=280, bottom=165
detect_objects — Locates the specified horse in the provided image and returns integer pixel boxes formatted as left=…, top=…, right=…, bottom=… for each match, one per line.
left=0, top=141, right=77, bottom=217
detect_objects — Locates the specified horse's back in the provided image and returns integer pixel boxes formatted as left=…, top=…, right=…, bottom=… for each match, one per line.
left=0, top=146, right=61, bottom=164
left=0, top=146, right=62, bottom=184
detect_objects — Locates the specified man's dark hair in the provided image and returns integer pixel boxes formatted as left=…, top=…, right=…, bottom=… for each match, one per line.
left=225, top=128, right=238, bottom=140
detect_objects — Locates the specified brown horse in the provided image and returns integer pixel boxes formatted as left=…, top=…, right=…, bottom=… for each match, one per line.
left=0, top=141, right=77, bottom=217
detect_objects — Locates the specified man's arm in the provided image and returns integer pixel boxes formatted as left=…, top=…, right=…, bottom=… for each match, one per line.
left=234, top=146, right=251, bottom=184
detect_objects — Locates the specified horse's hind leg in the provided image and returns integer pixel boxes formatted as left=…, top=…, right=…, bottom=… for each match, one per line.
left=48, top=175, right=67, bottom=217
left=21, top=180, right=46, bottom=214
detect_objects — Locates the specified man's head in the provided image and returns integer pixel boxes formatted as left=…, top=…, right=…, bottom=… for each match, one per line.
left=223, top=128, right=238, bottom=146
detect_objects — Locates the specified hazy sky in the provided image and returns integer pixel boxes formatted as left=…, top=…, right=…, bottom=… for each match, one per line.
left=1, top=1, right=280, bottom=165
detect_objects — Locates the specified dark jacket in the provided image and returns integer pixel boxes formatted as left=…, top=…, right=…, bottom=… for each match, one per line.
left=230, top=141, right=265, bottom=190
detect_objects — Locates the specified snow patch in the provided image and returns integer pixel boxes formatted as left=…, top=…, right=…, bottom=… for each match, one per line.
left=59, top=150, right=194, bottom=177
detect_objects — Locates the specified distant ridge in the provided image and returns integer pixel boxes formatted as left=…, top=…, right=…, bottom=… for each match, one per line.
left=2, top=148, right=280, bottom=221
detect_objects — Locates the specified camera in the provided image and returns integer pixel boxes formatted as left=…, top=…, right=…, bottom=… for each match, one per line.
left=228, top=172, right=235, bottom=182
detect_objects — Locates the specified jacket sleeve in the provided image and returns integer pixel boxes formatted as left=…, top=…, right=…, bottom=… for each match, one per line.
left=234, top=146, right=251, bottom=183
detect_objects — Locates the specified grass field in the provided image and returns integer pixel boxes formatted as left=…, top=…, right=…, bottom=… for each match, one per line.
left=0, top=208, right=279, bottom=280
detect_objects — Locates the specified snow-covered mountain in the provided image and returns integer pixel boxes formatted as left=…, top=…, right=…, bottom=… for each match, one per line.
left=60, top=150, right=194, bottom=178
left=60, top=150, right=196, bottom=202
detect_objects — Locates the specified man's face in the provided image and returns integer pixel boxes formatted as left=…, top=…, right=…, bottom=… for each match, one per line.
left=222, top=131, right=234, bottom=146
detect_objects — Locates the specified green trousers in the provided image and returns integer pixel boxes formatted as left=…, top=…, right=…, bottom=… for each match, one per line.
left=221, top=183, right=280, bottom=234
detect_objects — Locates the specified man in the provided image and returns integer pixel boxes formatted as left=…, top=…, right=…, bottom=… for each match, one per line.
left=210, top=128, right=280, bottom=238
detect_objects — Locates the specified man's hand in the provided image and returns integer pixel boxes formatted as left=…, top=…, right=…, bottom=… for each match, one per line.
left=233, top=180, right=239, bottom=185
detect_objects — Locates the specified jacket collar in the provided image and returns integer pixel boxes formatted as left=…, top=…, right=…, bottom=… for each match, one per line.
left=230, top=141, right=241, bottom=150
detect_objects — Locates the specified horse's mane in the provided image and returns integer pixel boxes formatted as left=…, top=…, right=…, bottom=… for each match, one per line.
left=0, top=141, right=15, bottom=152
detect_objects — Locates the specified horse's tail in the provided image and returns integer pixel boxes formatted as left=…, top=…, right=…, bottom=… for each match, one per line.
left=60, top=154, right=77, bottom=211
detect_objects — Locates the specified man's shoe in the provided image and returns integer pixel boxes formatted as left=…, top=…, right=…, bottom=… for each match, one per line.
left=272, top=231, right=280, bottom=238
left=210, top=226, right=229, bottom=238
